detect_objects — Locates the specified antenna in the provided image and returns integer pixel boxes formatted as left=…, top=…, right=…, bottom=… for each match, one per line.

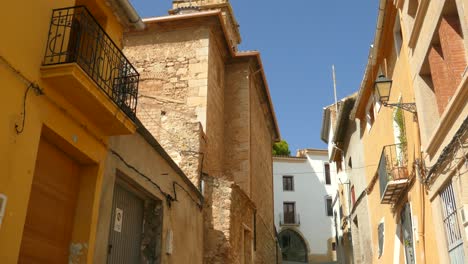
left=332, top=65, right=338, bottom=113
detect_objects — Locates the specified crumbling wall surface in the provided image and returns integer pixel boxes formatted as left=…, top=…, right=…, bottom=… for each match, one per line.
left=250, top=70, right=276, bottom=264
left=223, top=62, right=250, bottom=193
left=229, top=185, right=255, bottom=264
left=202, top=175, right=234, bottom=264
left=123, top=26, right=210, bottom=186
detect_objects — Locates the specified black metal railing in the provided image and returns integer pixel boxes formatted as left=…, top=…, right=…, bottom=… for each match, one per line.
left=43, top=6, right=138, bottom=120
left=378, top=143, right=409, bottom=199
left=279, top=213, right=300, bottom=225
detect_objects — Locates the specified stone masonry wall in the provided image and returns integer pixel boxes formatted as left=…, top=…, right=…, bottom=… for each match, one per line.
left=230, top=185, right=255, bottom=263
left=123, top=26, right=210, bottom=186
left=124, top=20, right=277, bottom=264
left=205, top=32, right=226, bottom=177
left=249, top=65, right=277, bottom=264
left=224, top=62, right=251, bottom=193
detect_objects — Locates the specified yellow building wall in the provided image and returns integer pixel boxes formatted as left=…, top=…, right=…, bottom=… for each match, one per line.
left=358, top=6, right=439, bottom=264
left=0, top=0, right=129, bottom=263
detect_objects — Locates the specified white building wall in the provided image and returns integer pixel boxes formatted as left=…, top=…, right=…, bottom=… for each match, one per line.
left=274, top=152, right=338, bottom=258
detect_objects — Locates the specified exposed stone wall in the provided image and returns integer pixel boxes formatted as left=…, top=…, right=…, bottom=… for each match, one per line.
left=249, top=68, right=276, bottom=264
left=124, top=18, right=277, bottom=264
left=205, top=32, right=226, bottom=177
left=224, top=62, right=250, bottom=193
left=230, top=185, right=255, bottom=263
left=123, top=26, right=210, bottom=186
left=202, top=175, right=233, bottom=263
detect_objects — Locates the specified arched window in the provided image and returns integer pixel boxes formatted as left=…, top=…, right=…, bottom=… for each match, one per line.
left=278, top=229, right=308, bottom=262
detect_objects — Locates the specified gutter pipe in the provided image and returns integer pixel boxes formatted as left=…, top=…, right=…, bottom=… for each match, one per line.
left=115, top=0, right=145, bottom=30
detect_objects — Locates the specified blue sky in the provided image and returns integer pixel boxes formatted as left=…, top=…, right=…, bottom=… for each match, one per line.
left=130, top=0, right=380, bottom=153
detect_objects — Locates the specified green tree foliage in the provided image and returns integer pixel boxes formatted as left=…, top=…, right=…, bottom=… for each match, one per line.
left=273, top=140, right=291, bottom=156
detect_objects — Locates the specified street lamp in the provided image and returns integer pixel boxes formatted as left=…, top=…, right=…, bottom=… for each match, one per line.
left=373, top=74, right=417, bottom=115
left=374, top=74, right=393, bottom=104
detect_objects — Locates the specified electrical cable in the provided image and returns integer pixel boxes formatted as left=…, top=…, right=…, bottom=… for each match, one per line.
left=15, top=83, right=33, bottom=135
left=110, top=149, right=203, bottom=210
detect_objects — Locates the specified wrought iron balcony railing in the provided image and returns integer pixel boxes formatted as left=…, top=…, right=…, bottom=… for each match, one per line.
left=279, top=213, right=300, bottom=226
left=43, top=6, right=138, bottom=120
left=378, top=143, right=410, bottom=204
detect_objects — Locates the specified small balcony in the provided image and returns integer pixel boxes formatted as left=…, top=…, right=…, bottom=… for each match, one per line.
left=379, top=143, right=410, bottom=204
left=41, top=6, right=139, bottom=135
left=279, top=213, right=300, bottom=226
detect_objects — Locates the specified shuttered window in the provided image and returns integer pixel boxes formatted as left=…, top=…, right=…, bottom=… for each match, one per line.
left=324, top=163, right=331, bottom=185
left=378, top=221, right=384, bottom=258
left=283, top=176, right=294, bottom=191
left=440, top=182, right=465, bottom=264
left=326, top=197, right=333, bottom=216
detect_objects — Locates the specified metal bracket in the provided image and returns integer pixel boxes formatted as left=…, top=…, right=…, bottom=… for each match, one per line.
left=383, top=102, right=417, bottom=114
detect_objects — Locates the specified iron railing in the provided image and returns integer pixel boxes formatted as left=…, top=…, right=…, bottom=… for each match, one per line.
left=43, top=6, right=139, bottom=119
left=378, top=143, right=409, bottom=200
left=279, top=213, right=300, bottom=225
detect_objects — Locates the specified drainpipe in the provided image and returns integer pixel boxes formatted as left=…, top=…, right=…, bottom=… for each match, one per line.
left=115, top=0, right=145, bottom=30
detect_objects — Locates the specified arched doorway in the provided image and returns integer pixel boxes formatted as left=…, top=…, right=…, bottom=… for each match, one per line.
left=279, top=229, right=308, bottom=263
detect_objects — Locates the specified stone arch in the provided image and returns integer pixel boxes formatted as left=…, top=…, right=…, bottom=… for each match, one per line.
left=278, top=228, right=309, bottom=263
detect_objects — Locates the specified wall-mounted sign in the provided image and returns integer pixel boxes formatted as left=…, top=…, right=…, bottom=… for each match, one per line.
left=114, top=208, right=123, bottom=233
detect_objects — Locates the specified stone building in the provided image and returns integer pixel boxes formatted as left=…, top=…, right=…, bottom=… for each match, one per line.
left=123, top=1, right=281, bottom=263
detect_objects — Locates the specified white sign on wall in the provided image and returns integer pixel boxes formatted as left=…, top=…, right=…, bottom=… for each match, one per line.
left=114, top=208, right=123, bottom=233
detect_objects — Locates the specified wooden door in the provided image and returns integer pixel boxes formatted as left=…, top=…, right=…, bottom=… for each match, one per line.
left=283, top=202, right=295, bottom=224
left=18, top=138, right=80, bottom=263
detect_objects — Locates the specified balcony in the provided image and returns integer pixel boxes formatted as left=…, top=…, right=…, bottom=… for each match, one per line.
left=279, top=213, right=300, bottom=226
left=379, top=143, right=410, bottom=204
left=41, top=6, right=139, bottom=135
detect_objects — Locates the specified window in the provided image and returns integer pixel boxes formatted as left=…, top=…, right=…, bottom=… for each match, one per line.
left=331, top=242, right=336, bottom=251
left=283, top=176, right=294, bottom=191
left=378, top=220, right=385, bottom=258
left=326, top=197, right=333, bottom=216
left=336, top=161, right=342, bottom=172
left=367, top=101, right=375, bottom=129
left=348, top=157, right=353, bottom=169
left=394, top=13, right=403, bottom=57
left=401, top=204, right=415, bottom=264
left=283, top=202, right=296, bottom=224
left=440, top=182, right=465, bottom=263
left=324, top=163, right=331, bottom=185
left=407, top=0, right=418, bottom=18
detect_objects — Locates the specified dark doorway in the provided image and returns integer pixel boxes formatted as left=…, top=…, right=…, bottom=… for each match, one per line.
left=279, top=229, right=308, bottom=263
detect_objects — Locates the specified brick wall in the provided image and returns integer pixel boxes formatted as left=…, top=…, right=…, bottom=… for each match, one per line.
left=428, top=15, right=466, bottom=114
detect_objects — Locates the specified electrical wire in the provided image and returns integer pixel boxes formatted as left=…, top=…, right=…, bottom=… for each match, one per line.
left=110, top=149, right=203, bottom=210
left=273, top=163, right=378, bottom=175
left=15, top=83, right=33, bottom=135
left=1, top=55, right=43, bottom=135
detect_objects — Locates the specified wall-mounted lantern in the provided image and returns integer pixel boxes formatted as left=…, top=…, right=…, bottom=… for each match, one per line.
left=373, top=74, right=417, bottom=117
